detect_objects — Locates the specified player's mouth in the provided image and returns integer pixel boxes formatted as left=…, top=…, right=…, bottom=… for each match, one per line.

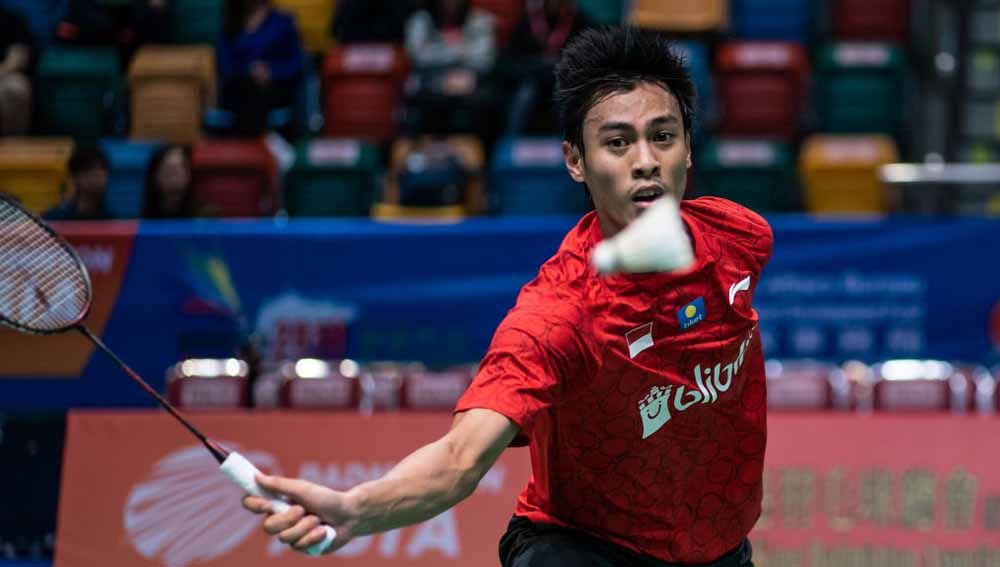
left=630, top=185, right=666, bottom=210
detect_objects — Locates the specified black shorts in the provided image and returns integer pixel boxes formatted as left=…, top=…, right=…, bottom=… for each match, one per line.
left=498, top=516, right=754, bottom=567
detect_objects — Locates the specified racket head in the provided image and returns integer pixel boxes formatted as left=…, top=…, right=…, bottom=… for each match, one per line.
left=0, top=193, right=93, bottom=335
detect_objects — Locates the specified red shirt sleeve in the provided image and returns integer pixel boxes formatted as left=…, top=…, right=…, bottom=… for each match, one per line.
left=684, top=196, right=774, bottom=272
left=455, top=307, right=588, bottom=446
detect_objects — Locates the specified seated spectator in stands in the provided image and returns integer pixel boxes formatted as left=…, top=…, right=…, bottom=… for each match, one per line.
left=402, top=0, right=500, bottom=139
left=504, top=0, right=589, bottom=134
left=143, top=145, right=198, bottom=219
left=55, top=0, right=173, bottom=59
left=217, top=0, right=305, bottom=136
left=331, top=0, right=416, bottom=44
left=44, top=147, right=112, bottom=221
left=0, top=7, right=35, bottom=136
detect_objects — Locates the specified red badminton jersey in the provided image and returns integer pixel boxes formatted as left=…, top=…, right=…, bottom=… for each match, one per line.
left=455, top=197, right=773, bottom=564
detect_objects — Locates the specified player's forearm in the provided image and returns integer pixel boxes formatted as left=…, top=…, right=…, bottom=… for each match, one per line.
left=344, top=435, right=483, bottom=535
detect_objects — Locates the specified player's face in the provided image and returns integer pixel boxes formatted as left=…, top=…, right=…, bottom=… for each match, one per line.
left=563, top=82, right=691, bottom=238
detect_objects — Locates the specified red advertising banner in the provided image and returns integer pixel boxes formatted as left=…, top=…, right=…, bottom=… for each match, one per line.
left=56, top=411, right=531, bottom=567
left=57, top=412, right=1000, bottom=567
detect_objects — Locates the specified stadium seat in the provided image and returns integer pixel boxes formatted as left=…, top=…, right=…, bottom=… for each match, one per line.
left=868, top=360, right=973, bottom=413
left=0, top=137, right=74, bottom=214
left=128, top=45, right=217, bottom=144
left=694, top=139, right=795, bottom=212
left=375, top=135, right=485, bottom=220
left=672, top=41, right=713, bottom=139
left=799, top=134, right=898, bottom=214
left=284, top=138, right=379, bottom=217
left=171, top=0, right=224, bottom=44
left=576, top=0, right=625, bottom=24
left=830, top=0, right=909, bottom=43
left=716, top=42, right=809, bottom=140
left=0, top=0, right=67, bottom=45
left=322, top=44, right=409, bottom=142
left=191, top=138, right=276, bottom=217
left=815, top=42, right=905, bottom=135
left=629, top=0, right=727, bottom=32
left=730, top=0, right=812, bottom=42
left=490, top=136, right=585, bottom=215
left=278, top=358, right=361, bottom=410
left=359, top=361, right=416, bottom=412
left=165, top=358, right=250, bottom=409
left=471, top=0, right=524, bottom=45
left=765, top=360, right=849, bottom=411
left=274, top=0, right=337, bottom=55
left=400, top=365, right=474, bottom=410
left=34, top=47, right=120, bottom=142
left=100, top=138, right=160, bottom=218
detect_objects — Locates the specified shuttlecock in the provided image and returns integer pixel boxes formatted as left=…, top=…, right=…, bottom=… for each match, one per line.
left=592, top=195, right=694, bottom=274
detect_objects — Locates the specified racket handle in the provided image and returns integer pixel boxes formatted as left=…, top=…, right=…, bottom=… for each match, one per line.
left=220, top=451, right=336, bottom=556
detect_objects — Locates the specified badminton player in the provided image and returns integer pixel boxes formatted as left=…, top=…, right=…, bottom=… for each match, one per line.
left=243, top=26, right=772, bottom=567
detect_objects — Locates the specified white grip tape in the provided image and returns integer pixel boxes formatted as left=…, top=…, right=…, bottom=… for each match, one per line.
left=220, top=451, right=336, bottom=556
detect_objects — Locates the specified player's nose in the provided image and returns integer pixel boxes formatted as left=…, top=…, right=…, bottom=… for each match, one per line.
left=631, top=141, right=660, bottom=179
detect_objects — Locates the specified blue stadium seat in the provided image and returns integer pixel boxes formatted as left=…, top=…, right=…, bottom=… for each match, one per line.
left=730, top=0, right=812, bottom=42
left=489, top=136, right=585, bottom=215
left=100, top=139, right=161, bottom=218
left=671, top=41, right=713, bottom=139
left=0, top=0, right=67, bottom=46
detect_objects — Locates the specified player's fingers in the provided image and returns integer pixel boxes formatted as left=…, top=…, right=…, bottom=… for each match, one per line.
left=262, top=504, right=305, bottom=535
left=278, top=515, right=320, bottom=545
left=292, top=525, right=332, bottom=552
left=256, top=474, right=316, bottom=503
left=242, top=495, right=273, bottom=515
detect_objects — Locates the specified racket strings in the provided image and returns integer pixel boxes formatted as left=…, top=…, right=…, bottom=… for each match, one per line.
left=0, top=202, right=89, bottom=332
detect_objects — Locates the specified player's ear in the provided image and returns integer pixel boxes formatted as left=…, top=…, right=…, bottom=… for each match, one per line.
left=563, top=141, right=585, bottom=183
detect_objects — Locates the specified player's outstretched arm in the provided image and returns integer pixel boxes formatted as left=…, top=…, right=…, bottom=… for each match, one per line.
left=242, top=408, right=519, bottom=553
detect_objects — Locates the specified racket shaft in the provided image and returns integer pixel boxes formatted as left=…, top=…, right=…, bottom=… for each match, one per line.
left=220, top=451, right=336, bottom=556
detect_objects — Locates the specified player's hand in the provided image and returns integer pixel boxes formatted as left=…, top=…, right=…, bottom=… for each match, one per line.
left=241, top=474, right=358, bottom=554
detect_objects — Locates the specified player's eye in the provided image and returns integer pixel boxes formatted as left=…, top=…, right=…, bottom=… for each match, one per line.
left=606, top=137, right=629, bottom=149
left=653, top=131, right=675, bottom=143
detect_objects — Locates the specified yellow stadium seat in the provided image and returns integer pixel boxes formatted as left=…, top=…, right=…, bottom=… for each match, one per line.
left=0, top=138, right=75, bottom=214
left=629, top=0, right=727, bottom=32
left=376, top=136, right=486, bottom=220
left=128, top=45, right=217, bottom=144
left=799, top=135, right=899, bottom=214
left=274, top=0, right=337, bottom=55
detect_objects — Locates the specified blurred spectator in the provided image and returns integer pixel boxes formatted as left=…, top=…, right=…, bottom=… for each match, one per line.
left=402, top=0, right=499, bottom=138
left=55, top=0, right=173, bottom=58
left=504, top=0, right=589, bottom=134
left=331, top=0, right=416, bottom=44
left=44, top=146, right=112, bottom=221
left=217, top=0, right=305, bottom=136
left=143, top=145, right=198, bottom=218
left=0, top=6, right=34, bottom=136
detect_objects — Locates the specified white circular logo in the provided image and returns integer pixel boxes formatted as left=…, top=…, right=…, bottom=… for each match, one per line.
left=124, top=444, right=281, bottom=566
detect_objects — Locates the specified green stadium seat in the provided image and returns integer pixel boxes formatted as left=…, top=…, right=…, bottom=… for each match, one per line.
left=576, top=0, right=626, bottom=25
left=34, top=47, right=120, bottom=142
left=285, top=139, right=379, bottom=217
left=171, top=0, right=223, bottom=44
left=815, top=42, right=905, bottom=135
left=694, top=139, right=795, bottom=212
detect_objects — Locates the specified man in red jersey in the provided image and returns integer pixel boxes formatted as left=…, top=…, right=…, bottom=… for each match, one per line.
left=243, top=26, right=771, bottom=567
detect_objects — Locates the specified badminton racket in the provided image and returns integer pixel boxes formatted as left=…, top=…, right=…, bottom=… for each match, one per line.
left=0, top=194, right=335, bottom=555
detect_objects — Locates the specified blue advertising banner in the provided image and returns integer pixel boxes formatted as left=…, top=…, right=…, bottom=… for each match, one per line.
left=2, top=214, right=999, bottom=410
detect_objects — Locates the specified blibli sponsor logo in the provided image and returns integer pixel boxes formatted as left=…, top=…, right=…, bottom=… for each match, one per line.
left=639, top=329, right=754, bottom=439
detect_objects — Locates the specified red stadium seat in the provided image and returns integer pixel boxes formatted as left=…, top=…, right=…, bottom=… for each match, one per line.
left=400, top=365, right=474, bottom=410
left=166, top=358, right=250, bottom=409
left=279, top=358, right=361, bottom=410
left=765, top=360, right=848, bottom=411
left=870, top=360, right=973, bottom=413
left=191, top=138, right=276, bottom=217
left=322, top=44, right=409, bottom=142
left=358, top=362, right=418, bottom=412
left=716, top=42, right=809, bottom=140
left=831, top=0, right=909, bottom=43
left=471, top=0, right=524, bottom=46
